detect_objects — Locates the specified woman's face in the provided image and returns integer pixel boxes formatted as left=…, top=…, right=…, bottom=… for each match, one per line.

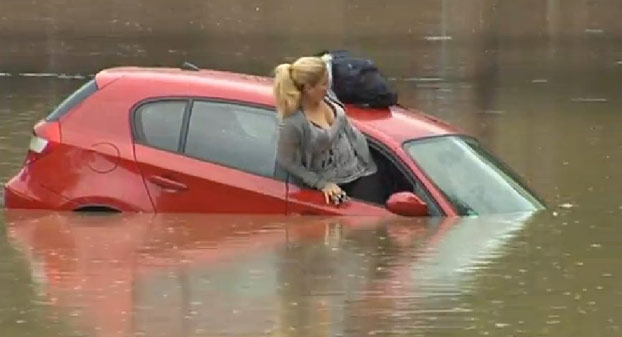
left=304, top=71, right=329, bottom=103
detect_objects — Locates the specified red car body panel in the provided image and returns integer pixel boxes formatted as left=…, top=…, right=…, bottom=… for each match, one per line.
left=37, top=76, right=155, bottom=212
left=4, top=67, right=462, bottom=216
left=285, top=185, right=394, bottom=216
left=134, top=144, right=287, bottom=214
left=4, top=172, right=77, bottom=210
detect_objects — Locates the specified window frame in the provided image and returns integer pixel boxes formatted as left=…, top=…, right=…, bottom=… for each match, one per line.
left=130, top=97, right=285, bottom=181
left=366, top=136, right=445, bottom=216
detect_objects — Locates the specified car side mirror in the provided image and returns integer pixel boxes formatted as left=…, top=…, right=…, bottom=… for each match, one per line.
left=386, top=191, right=428, bottom=217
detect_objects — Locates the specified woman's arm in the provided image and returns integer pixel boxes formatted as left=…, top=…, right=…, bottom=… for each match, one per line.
left=277, top=121, right=328, bottom=189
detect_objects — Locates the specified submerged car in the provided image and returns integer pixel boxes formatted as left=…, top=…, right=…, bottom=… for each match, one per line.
left=3, top=66, right=544, bottom=216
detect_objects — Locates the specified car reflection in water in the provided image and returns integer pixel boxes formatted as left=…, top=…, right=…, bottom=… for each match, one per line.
left=5, top=210, right=538, bottom=337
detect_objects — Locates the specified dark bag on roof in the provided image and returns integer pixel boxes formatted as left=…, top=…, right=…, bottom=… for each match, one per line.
left=319, top=50, right=398, bottom=108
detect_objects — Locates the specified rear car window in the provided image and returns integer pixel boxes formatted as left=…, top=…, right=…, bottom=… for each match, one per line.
left=134, top=101, right=187, bottom=152
left=45, top=79, right=98, bottom=121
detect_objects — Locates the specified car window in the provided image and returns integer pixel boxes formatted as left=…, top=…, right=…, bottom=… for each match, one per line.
left=134, top=101, right=187, bottom=152
left=404, top=136, right=543, bottom=215
left=45, top=79, right=98, bottom=121
left=184, top=101, right=279, bottom=178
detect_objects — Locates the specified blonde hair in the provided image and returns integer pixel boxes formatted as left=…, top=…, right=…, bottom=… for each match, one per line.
left=273, top=56, right=327, bottom=119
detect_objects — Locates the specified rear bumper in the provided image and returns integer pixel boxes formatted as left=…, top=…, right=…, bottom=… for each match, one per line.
left=4, top=183, right=46, bottom=210
left=4, top=170, right=74, bottom=210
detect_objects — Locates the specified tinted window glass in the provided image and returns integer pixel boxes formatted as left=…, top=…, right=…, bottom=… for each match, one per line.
left=134, top=101, right=186, bottom=152
left=185, top=101, right=278, bottom=177
left=45, top=79, right=98, bottom=121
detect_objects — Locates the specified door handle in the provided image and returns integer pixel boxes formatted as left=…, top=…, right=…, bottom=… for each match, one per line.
left=148, top=175, right=188, bottom=191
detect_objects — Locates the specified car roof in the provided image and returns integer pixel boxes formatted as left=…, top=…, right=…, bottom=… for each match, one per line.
left=96, top=67, right=460, bottom=143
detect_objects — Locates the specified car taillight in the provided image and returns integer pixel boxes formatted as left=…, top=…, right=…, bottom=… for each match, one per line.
left=24, top=120, right=61, bottom=165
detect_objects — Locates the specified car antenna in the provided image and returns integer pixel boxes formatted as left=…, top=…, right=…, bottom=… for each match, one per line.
left=180, top=61, right=200, bottom=71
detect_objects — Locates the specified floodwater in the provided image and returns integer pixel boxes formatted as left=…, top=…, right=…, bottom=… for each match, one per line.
left=1, top=0, right=622, bottom=336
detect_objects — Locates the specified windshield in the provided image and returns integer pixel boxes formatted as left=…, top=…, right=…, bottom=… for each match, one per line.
left=404, top=136, right=544, bottom=216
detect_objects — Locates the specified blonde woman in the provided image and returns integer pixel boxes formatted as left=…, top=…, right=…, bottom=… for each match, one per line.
left=273, top=56, right=378, bottom=205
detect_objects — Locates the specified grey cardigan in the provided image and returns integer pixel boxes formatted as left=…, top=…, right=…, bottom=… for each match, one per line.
left=276, top=94, right=377, bottom=189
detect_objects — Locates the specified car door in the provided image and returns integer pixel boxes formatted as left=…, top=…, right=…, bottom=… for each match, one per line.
left=285, top=183, right=392, bottom=216
left=284, top=139, right=445, bottom=216
left=132, top=99, right=287, bottom=214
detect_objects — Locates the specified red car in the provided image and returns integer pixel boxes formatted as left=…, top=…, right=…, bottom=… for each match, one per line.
left=3, top=66, right=544, bottom=216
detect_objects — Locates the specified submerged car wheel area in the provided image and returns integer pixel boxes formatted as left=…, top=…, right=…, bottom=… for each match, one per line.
left=3, top=66, right=545, bottom=216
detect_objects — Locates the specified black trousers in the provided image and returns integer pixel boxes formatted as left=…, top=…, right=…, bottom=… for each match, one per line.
left=339, top=173, right=386, bottom=205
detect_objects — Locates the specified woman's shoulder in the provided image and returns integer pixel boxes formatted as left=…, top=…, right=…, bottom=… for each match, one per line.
left=280, top=110, right=307, bottom=132
left=282, top=109, right=305, bottom=123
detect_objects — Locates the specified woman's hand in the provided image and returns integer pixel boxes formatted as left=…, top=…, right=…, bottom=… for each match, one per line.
left=321, top=182, right=344, bottom=205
